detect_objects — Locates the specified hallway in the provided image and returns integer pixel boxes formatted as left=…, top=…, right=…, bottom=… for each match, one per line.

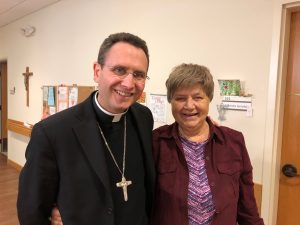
left=0, top=153, right=20, bottom=225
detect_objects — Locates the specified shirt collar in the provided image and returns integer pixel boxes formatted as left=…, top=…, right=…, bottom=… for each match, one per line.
left=93, top=91, right=128, bottom=122
left=161, top=117, right=224, bottom=144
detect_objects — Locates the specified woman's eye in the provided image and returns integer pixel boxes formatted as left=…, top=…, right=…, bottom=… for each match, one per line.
left=175, top=97, right=186, bottom=101
left=194, top=96, right=203, bottom=100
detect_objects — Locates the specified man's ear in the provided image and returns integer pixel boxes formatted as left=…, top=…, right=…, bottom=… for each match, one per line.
left=93, top=62, right=102, bottom=82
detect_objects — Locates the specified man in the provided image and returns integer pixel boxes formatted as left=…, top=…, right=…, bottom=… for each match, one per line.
left=17, top=32, right=155, bottom=225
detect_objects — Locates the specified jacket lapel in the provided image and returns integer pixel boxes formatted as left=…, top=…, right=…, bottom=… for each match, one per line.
left=130, top=104, right=155, bottom=199
left=72, top=96, right=112, bottom=195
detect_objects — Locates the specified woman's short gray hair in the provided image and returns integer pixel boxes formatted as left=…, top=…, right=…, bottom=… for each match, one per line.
left=165, top=63, right=214, bottom=102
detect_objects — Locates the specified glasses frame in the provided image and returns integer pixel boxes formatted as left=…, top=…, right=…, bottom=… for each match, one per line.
left=103, top=64, right=150, bottom=82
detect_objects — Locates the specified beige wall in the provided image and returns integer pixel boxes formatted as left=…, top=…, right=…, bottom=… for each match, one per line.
left=0, top=0, right=278, bottom=222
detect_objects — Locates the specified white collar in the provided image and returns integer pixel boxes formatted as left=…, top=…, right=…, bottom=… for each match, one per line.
left=94, top=91, right=127, bottom=122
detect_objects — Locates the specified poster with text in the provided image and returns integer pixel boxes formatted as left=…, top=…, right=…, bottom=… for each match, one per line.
left=148, top=94, right=167, bottom=123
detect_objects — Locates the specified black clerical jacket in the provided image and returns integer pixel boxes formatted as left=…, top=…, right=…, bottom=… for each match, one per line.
left=17, top=92, right=155, bottom=225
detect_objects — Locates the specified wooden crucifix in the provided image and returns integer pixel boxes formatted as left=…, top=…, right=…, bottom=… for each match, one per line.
left=22, top=66, right=33, bottom=107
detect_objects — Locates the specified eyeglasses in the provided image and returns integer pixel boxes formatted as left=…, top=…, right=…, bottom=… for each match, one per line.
left=104, top=64, right=149, bottom=82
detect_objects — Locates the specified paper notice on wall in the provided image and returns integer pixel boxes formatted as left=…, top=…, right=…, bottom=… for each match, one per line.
left=69, top=86, right=78, bottom=107
left=43, top=86, right=48, bottom=101
left=148, top=94, right=167, bottom=123
left=47, top=86, right=55, bottom=106
left=57, top=86, right=69, bottom=112
left=49, top=106, right=56, bottom=115
left=58, top=102, right=68, bottom=112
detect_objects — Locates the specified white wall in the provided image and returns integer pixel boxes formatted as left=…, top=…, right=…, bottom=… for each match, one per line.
left=0, top=0, right=275, bottom=221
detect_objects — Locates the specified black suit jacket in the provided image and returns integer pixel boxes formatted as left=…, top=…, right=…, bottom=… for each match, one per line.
left=17, top=93, right=155, bottom=225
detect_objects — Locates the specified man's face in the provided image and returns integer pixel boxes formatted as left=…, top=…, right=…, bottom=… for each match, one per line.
left=94, top=42, right=148, bottom=113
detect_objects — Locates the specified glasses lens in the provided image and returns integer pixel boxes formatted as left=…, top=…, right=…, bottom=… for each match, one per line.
left=133, top=72, right=147, bottom=81
left=111, top=66, right=127, bottom=76
left=106, top=65, right=147, bottom=82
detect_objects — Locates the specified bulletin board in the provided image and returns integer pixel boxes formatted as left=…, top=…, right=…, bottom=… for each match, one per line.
left=42, top=85, right=96, bottom=120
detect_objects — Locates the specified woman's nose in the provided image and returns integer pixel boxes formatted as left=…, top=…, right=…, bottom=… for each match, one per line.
left=184, top=98, right=195, bottom=109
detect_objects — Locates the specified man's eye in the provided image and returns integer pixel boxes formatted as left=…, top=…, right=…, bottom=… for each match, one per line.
left=113, top=67, right=126, bottom=75
left=133, top=72, right=146, bottom=80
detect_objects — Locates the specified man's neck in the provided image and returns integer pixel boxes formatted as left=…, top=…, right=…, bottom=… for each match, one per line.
left=94, top=91, right=127, bottom=122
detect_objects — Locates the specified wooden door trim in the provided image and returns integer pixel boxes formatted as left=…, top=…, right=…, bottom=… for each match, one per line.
left=276, top=9, right=300, bottom=225
left=0, top=62, right=7, bottom=153
left=1, top=62, right=8, bottom=152
left=264, top=3, right=300, bottom=225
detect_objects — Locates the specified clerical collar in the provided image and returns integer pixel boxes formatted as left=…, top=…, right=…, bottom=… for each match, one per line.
left=94, top=91, right=127, bottom=122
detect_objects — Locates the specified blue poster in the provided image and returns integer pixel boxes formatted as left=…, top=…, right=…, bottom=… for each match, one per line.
left=48, top=86, right=55, bottom=106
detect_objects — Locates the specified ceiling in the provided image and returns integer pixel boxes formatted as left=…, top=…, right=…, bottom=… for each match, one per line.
left=0, top=0, right=61, bottom=28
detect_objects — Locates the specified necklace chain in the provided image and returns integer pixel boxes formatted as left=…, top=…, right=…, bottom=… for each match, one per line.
left=98, top=116, right=126, bottom=177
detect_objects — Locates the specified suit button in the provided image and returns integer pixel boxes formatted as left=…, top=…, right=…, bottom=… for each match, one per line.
left=206, top=156, right=210, bottom=160
left=107, top=207, right=113, bottom=214
left=210, top=182, right=215, bottom=187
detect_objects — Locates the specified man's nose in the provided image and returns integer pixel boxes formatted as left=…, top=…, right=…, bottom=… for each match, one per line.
left=121, top=73, right=135, bottom=87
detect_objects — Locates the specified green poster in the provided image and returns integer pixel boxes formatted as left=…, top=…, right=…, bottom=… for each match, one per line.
left=218, top=80, right=241, bottom=96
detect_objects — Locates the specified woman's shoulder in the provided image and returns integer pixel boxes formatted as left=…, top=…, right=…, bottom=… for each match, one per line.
left=218, top=125, right=242, bottom=135
left=213, top=124, right=244, bottom=143
left=153, top=123, right=176, bottom=138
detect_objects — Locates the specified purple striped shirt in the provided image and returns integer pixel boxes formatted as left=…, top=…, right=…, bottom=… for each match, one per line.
left=180, top=136, right=215, bottom=225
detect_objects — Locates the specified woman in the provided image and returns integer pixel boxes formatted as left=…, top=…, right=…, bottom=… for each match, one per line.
left=150, top=63, right=264, bottom=225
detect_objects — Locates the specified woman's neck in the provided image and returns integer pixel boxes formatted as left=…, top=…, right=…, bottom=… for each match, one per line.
left=178, top=121, right=209, bottom=143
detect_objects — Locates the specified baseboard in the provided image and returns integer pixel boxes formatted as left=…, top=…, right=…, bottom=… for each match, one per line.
left=254, top=183, right=262, bottom=214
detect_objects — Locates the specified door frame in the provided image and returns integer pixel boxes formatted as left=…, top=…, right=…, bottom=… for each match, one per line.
left=0, top=61, right=7, bottom=153
left=262, top=1, right=300, bottom=225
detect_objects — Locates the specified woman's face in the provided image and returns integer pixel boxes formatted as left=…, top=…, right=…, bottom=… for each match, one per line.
left=171, top=84, right=210, bottom=131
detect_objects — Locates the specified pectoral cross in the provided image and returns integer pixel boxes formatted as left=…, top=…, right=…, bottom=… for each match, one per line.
left=116, top=176, right=132, bottom=201
left=22, top=67, right=33, bottom=107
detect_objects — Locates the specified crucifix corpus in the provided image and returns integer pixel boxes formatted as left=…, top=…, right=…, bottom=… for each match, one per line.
left=116, top=176, right=132, bottom=201
left=22, top=66, right=33, bottom=107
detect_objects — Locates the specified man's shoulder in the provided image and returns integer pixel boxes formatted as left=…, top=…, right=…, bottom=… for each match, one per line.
left=38, top=98, right=92, bottom=128
left=131, top=102, right=153, bottom=119
left=130, top=103, right=154, bottom=129
left=131, top=102, right=151, bottom=112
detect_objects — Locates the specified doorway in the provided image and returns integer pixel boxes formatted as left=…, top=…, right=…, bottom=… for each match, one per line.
left=276, top=10, right=300, bottom=225
left=0, top=61, right=8, bottom=155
